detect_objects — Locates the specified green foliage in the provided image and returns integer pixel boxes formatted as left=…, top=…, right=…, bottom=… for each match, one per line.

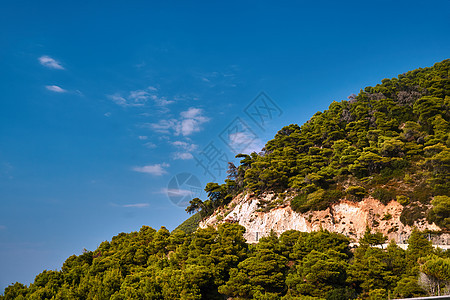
left=346, top=186, right=366, bottom=200
left=396, top=195, right=410, bottom=206
left=400, top=202, right=427, bottom=226
left=3, top=226, right=448, bottom=299
left=286, top=250, right=348, bottom=298
left=368, top=289, right=387, bottom=300
left=419, top=255, right=450, bottom=296
left=359, top=227, right=387, bottom=247
left=218, top=248, right=288, bottom=298
left=200, top=59, right=450, bottom=216
left=371, top=188, right=396, bottom=205
left=381, top=213, right=392, bottom=221
left=2, top=283, right=27, bottom=300
left=393, top=276, right=426, bottom=298
left=185, top=179, right=238, bottom=218
left=291, top=189, right=344, bottom=213
left=427, top=195, right=450, bottom=229
left=173, top=213, right=201, bottom=234
left=406, top=228, right=434, bottom=275
left=291, top=230, right=350, bottom=261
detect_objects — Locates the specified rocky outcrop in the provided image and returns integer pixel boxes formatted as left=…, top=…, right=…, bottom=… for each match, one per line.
left=200, top=193, right=448, bottom=245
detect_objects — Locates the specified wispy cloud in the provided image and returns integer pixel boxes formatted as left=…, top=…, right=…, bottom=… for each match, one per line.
left=46, top=85, right=67, bottom=93
left=171, top=141, right=197, bottom=152
left=122, top=203, right=149, bottom=208
left=109, top=94, right=138, bottom=106
left=147, top=107, right=209, bottom=137
left=196, top=69, right=238, bottom=88
left=173, top=152, right=194, bottom=160
left=228, top=132, right=264, bottom=154
left=148, top=119, right=178, bottom=134
left=170, top=140, right=197, bottom=160
left=39, top=55, right=64, bottom=70
left=0, top=225, right=6, bottom=231
left=178, top=108, right=210, bottom=136
left=138, top=136, right=148, bottom=140
left=144, top=142, right=157, bottom=149
left=109, top=86, right=174, bottom=108
left=110, top=203, right=150, bottom=208
left=160, top=188, right=193, bottom=196
left=132, top=163, right=169, bottom=176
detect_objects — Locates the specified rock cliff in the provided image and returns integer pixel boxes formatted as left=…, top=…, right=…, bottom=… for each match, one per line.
left=200, top=193, right=448, bottom=245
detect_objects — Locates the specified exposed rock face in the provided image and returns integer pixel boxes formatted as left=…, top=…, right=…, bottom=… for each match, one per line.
left=200, top=193, right=448, bottom=244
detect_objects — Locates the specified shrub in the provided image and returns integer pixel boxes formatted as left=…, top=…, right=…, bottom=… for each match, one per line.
left=346, top=186, right=366, bottom=200
left=371, top=188, right=396, bottom=205
left=397, top=195, right=410, bottom=206
left=400, top=202, right=426, bottom=226
left=408, top=183, right=433, bottom=204
left=291, top=194, right=309, bottom=213
left=427, top=195, right=450, bottom=229
left=381, top=213, right=392, bottom=221
left=368, top=288, right=387, bottom=300
left=323, top=189, right=344, bottom=204
left=308, top=189, right=328, bottom=211
left=291, top=189, right=335, bottom=213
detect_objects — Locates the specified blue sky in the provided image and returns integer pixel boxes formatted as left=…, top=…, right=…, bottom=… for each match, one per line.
left=0, top=0, right=449, bottom=291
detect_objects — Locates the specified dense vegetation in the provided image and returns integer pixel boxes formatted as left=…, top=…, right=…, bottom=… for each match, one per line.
left=3, top=60, right=449, bottom=299
left=187, top=59, right=450, bottom=229
left=2, top=224, right=449, bottom=299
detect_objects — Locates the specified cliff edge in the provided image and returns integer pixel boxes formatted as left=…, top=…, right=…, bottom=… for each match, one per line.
left=200, top=193, right=448, bottom=245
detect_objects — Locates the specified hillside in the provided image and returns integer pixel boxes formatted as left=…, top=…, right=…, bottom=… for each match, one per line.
left=2, top=60, right=450, bottom=299
left=200, top=193, right=449, bottom=246
left=188, top=59, right=450, bottom=238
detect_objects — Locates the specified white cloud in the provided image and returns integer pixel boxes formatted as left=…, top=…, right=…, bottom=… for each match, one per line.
left=122, top=203, right=149, bottom=208
left=108, top=87, right=173, bottom=107
left=160, top=188, right=193, bottom=196
left=156, top=98, right=174, bottom=106
left=173, top=152, right=194, bottom=160
left=180, top=108, right=207, bottom=120
left=138, top=136, right=148, bottom=140
left=39, top=55, right=64, bottom=69
left=171, top=141, right=197, bottom=152
left=129, top=90, right=150, bottom=102
left=0, top=225, right=6, bottom=230
left=110, top=203, right=150, bottom=208
left=178, top=119, right=197, bottom=136
left=132, top=163, right=169, bottom=176
left=147, top=107, right=209, bottom=137
left=170, top=140, right=197, bottom=160
left=104, top=112, right=112, bottom=117
left=177, top=108, right=210, bottom=135
left=109, top=94, right=143, bottom=107
left=144, top=142, right=157, bottom=149
left=228, top=132, right=264, bottom=154
left=148, top=119, right=177, bottom=134
left=46, top=85, right=67, bottom=93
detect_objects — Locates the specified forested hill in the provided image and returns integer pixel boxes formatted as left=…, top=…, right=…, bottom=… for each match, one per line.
left=185, top=59, right=450, bottom=231
left=2, top=60, right=450, bottom=300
